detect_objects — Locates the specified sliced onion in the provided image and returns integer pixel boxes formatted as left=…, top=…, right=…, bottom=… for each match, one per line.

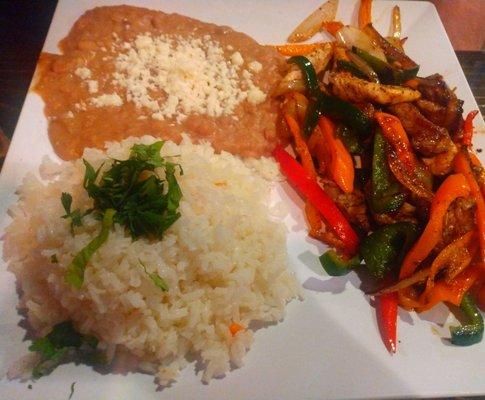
left=274, top=44, right=333, bottom=96
left=371, top=268, right=430, bottom=296
left=391, top=5, right=401, bottom=39
left=288, top=0, right=339, bottom=43
left=335, top=25, right=386, bottom=62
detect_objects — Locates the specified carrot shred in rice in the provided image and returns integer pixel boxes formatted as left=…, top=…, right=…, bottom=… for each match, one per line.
left=229, top=322, right=245, bottom=336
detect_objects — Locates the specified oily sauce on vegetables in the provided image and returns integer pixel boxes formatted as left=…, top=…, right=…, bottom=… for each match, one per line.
left=274, top=0, right=485, bottom=352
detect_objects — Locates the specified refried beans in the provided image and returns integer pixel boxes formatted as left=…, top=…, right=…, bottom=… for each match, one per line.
left=35, top=5, right=290, bottom=160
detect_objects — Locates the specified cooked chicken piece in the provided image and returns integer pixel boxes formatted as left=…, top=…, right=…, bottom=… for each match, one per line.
left=416, top=74, right=454, bottom=106
left=415, top=74, right=464, bottom=138
left=415, top=99, right=447, bottom=126
left=438, top=197, right=476, bottom=252
left=329, top=72, right=420, bottom=105
left=416, top=98, right=464, bottom=137
left=320, top=178, right=371, bottom=233
left=372, top=202, right=418, bottom=226
left=422, top=145, right=458, bottom=176
left=387, top=103, right=454, bottom=156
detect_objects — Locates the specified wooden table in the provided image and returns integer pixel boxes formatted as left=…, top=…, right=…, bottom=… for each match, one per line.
left=0, top=1, right=483, bottom=166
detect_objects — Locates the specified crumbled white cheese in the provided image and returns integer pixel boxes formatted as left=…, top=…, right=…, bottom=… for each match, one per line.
left=74, top=67, right=92, bottom=79
left=110, top=33, right=266, bottom=121
left=230, top=51, right=244, bottom=66
left=87, top=80, right=99, bottom=94
left=248, top=61, right=263, bottom=73
left=74, top=102, right=86, bottom=111
left=247, top=86, right=266, bottom=105
left=91, top=93, right=123, bottom=107
left=226, top=45, right=234, bottom=51
left=242, top=69, right=252, bottom=80
left=65, top=111, right=74, bottom=118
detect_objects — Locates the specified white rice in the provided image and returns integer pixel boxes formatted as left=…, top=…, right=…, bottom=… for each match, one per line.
left=3, top=135, right=300, bottom=384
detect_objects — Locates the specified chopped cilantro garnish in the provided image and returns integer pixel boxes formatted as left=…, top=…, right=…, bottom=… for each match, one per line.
left=140, top=260, right=169, bottom=291
left=63, top=141, right=182, bottom=288
left=50, top=254, right=59, bottom=263
left=83, top=141, right=183, bottom=239
left=29, top=321, right=98, bottom=379
left=65, top=209, right=116, bottom=288
left=61, top=193, right=84, bottom=233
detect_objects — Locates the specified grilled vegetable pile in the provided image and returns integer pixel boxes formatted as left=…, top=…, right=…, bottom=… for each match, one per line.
left=274, top=0, right=485, bottom=352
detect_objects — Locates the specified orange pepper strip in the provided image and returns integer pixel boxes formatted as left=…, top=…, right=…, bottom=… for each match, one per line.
left=229, top=322, right=245, bottom=336
left=423, top=231, right=475, bottom=294
left=375, top=112, right=418, bottom=174
left=399, top=173, right=471, bottom=280
left=454, top=150, right=485, bottom=265
left=322, top=21, right=344, bottom=36
left=284, top=114, right=317, bottom=178
left=275, top=43, right=320, bottom=56
left=285, top=114, right=329, bottom=244
left=358, top=0, right=372, bottom=29
left=318, top=116, right=354, bottom=193
left=308, top=126, right=330, bottom=175
left=416, top=266, right=481, bottom=312
left=462, top=110, right=479, bottom=147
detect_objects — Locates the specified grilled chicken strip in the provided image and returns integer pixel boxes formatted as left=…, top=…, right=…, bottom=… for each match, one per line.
left=414, top=74, right=464, bottom=137
left=329, top=72, right=421, bottom=105
left=388, top=103, right=454, bottom=156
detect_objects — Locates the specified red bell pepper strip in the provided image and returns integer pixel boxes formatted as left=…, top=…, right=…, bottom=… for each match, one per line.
left=273, top=146, right=359, bottom=255
left=462, top=110, right=479, bottom=147
left=377, top=292, right=398, bottom=353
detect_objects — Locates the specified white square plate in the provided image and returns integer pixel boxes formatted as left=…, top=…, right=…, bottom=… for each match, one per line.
left=1, top=1, right=484, bottom=399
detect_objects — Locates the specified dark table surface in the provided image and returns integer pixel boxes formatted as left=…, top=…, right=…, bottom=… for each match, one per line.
left=0, top=1, right=483, bottom=158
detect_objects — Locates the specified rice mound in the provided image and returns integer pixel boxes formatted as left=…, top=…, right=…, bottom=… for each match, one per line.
left=3, top=135, right=300, bottom=384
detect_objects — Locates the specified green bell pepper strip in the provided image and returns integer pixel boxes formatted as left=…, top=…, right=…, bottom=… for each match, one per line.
left=336, top=125, right=363, bottom=154
left=287, top=56, right=372, bottom=138
left=303, top=100, right=321, bottom=137
left=352, top=47, right=419, bottom=85
left=288, top=56, right=320, bottom=98
left=319, top=250, right=361, bottom=276
left=315, top=92, right=372, bottom=137
left=369, top=129, right=405, bottom=214
left=450, top=293, right=484, bottom=346
left=360, top=222, right=419, bottom=279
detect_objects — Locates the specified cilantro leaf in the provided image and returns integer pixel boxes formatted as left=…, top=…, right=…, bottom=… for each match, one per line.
left=65, top=209, right=116, bottom=288
left=51, top=254, right=59, bottom=263
left=61, top=192, right=84, bottom=233
left=140, top=260, right=169, bottom=291
left=130, top=141, right=166, bottom=167
left=29, top=321, right=98, bottom=379
left=61, top=192, right=73, bottom=214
